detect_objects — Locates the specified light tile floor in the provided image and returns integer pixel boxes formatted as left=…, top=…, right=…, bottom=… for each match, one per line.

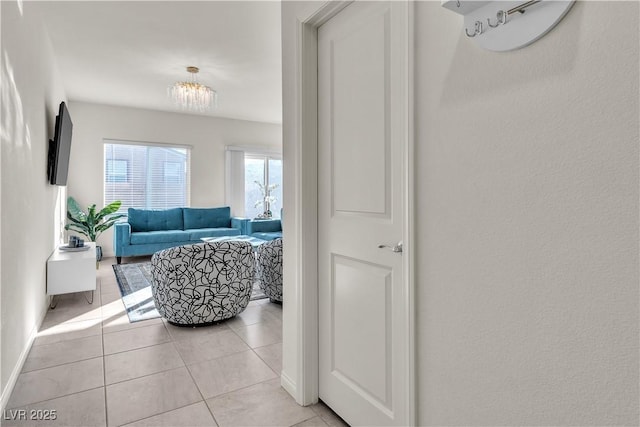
left=5, top=257, right=348, bottom=427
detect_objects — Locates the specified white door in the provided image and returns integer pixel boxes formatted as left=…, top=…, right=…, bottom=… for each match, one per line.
left=318, top=1, right=410, bottom=426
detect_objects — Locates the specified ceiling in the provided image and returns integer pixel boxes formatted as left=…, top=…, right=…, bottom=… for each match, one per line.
left=38, top=1, right=282, bottom=124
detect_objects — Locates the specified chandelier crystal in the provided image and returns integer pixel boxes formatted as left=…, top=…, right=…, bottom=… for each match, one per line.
left=168, top=66, right=217, bottom=112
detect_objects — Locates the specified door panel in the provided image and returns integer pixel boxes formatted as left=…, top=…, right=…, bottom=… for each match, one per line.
left=331, top=9, right=389, bottom=217
left=318, top=2, right=409, bottom=425
left=332, top=255, right=391, bottom=408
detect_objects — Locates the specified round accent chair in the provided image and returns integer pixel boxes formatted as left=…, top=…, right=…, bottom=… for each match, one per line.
left=256, top=238, right=283, bottom=302
left=150, top=241, right=255, bottom=325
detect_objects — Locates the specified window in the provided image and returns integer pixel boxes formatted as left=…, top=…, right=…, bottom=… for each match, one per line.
left=163, top=161, right=184, bottom=184
left=104, top=141, right=190, bottom=212
left=244, top=154, right=282, bottom=219
left=225, top=147, right=282, bottom=218
left=105, top=159, right=128, bottom=183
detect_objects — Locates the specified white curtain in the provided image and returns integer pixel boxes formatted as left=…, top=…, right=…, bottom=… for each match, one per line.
left=225, top=148, right=245, bottom=217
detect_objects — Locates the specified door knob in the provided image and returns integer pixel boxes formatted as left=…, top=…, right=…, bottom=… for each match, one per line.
left=378, top=241, right=403, bottom=253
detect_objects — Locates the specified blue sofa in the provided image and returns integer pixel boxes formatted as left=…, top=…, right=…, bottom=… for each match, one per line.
left=245, top=218, right=282, bottom=241
left=114, top=207, right=248, bottom=264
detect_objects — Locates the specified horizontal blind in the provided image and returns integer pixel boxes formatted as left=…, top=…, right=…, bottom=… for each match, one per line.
left=104, top=141, right=190, bottom=213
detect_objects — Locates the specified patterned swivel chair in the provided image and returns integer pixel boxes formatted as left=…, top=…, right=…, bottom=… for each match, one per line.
left=256, top=238, right=283, bottom=302
left=150, top=241, right=255, bottom=325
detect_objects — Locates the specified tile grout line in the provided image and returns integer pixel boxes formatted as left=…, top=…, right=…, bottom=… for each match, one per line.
left=5, top=385, right=106, bottom=412
left=102, top=338, right=173, bottom=358
left=100, top=318, right=165, bottom=335
left=293, top=414, right=327, bottom=427
left=102, top=320, right=168, bottom=336
left=14, top=259, right=290, bottom=426
left=234, top=306, right=297, bottom=424
left=23, top=334, right=103, bottom=368
left=183, top=347, right=254, bottom=369
left=227, top=316, right=282, bottom=356
left=104, top=347, right=187, bottom=387
left=102, top=276, right=110, bottom=427
left=225, top=304, right=283, bottom=387
left=200, top=372, right=319, bottom=427
left=311, top=399, right=350, bottom=427
left=165, top=316, right=280, bottom=425
left=166, top=328, right=222, bottom=427
left=119, top=401, right=212, bottom=427
left=106, top=365, right=189, bottom=389
left=252, top=346, right=281, bottom=377
left=39, top=309, right=104, bottom=326
left=32, top=330, right=103, bottom=348
left=203, top=374, right=281, bottom=403
left=17, top=355, right=104, bottom=376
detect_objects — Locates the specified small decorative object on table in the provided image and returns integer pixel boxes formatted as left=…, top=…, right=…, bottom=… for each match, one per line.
left=60, top=235, right=90, bottom=251
left=255, top=211, right=272, bottom=219
left=253, top=181, right=279, bottom=219
left=68, top=235, right=84, bottom=247
left=59, top=242, right=90, bottom=252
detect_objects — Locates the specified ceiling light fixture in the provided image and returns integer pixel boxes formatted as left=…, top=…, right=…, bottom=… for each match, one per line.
left=168, top=66, right=217, bottom=112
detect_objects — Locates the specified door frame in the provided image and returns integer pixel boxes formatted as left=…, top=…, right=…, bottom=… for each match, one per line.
left=286, top=1, right=415, bottom=423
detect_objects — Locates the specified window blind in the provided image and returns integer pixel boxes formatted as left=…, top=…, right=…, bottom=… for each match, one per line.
left=104, top=141, right=190, bottom=213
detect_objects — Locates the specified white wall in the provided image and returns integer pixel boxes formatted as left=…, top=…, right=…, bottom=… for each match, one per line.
left=282, top=1, right=639, bottom=425
left=414, top=1, right=638, bottom=425
left=66, top=102, right=282, bottom=256
left=0, top=0, right=67, bottom=407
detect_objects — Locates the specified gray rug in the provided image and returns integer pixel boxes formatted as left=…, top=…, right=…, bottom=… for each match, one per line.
left=112, top=262, right=267, bottom=323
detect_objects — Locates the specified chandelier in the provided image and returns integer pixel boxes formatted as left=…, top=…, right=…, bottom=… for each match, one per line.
left=168, top=66, right=217, bottom=112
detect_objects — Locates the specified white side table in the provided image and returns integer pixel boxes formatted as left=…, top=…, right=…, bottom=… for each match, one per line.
left=47, top=242, right=96, bottom=308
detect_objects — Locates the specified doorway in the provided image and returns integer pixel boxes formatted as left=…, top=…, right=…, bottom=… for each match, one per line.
left=281, top=1, right=415, bottom=425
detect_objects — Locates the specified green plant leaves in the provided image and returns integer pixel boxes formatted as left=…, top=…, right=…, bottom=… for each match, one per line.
left=95, top=200, right=124, bottom=222
left=67, top=197, right=87, bottom=223
left=66, top=196, right=126, bottom=242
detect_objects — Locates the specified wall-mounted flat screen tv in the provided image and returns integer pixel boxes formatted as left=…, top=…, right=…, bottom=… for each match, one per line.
left=48, top=101, right=73, bottom=186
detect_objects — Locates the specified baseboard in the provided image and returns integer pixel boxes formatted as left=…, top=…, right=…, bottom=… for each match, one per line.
left=280, top=371, right=298, bottom=402
left=0, top=301, right=48, bottom=411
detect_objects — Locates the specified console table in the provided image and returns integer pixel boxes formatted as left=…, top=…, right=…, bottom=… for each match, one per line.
left=47, top=242, right=96, bottom=308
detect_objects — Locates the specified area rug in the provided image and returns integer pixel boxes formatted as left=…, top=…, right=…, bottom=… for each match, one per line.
left=112, top=262, right=267, bottom=323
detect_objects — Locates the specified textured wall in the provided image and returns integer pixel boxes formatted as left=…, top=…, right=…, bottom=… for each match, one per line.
left=415, top=1, right=639, bottom=425
left=0, top=1, right=67, bottom=403
left=66, top=102, right=282, bottom=256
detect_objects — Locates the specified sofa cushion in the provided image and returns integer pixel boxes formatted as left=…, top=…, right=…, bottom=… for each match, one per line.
left=183, top=207, right=231, bottom=230
left=247, top=219, right=282, bottom=234
left=128, top=208, right=183, bottom=232
left=130, top=230, right=192, bottom=245
left=187, top=228, right=241, bottom=240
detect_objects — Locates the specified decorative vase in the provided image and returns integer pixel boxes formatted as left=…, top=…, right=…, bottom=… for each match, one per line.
left=95, top=245, right=103, bottom=269
left=263, top=200, right=272, bottom=218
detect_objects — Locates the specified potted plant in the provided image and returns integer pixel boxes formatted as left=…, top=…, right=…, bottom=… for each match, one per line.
left=65, top=196, right=126, bottom=263
left=254, top=181, right=279, bottom=219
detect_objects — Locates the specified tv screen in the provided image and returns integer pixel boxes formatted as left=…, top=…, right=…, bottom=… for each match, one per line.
left=48, top=102, right=73, bottom=186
